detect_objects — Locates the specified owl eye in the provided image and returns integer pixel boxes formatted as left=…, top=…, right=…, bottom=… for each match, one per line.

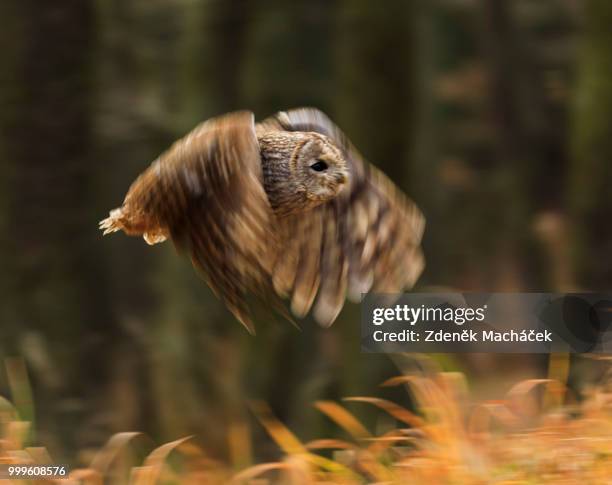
left=310, top=160, right=328, bottom=172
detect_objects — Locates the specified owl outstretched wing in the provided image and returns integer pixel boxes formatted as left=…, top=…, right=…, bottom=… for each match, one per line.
left=257, top=108, right=425, bottom=327
left=107, top=111, right=277, bottom=333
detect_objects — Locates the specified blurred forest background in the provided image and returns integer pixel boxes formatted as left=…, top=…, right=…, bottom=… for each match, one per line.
left=0, top=0, right=610, bottom=465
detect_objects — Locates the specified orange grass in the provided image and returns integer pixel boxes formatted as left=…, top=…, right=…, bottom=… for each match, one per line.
left=2, top=356, right=612, bottom=484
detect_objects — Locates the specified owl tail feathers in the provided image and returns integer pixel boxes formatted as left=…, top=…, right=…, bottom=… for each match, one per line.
left=99, top=207, right=168, bottom=245
left=99, top=208, right=125, bottom=235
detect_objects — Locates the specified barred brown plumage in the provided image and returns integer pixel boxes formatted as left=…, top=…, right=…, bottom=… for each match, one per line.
left=100, top=108, right=425, bottom=332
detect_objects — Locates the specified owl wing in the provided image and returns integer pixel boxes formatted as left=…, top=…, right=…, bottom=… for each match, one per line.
left=122, top=111, right=277, bottom=333
left=257, top=108, right=425, bottom=327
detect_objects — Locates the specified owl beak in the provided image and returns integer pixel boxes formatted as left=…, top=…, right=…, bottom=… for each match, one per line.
left=336, top=172, right=348, bottom=185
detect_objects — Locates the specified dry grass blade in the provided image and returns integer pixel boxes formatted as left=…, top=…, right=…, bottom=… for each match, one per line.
left=381, top=375, right=436, bottom=413
left=228, top=420, right=252, bottom=470
left=364, top=429, right=418, bottom=456
left=343, top=397, right=425, bottom=428
left=6, top=357, right=34, bottom=425
left=353, top=450, right=394, bottom=483
left=231, top=462, right=289, bottom=483
left=546, top=353, right=570, bottom=404
left=306, top=453, right=360, bottom=477
left=468, top=402, right=520, bottom=435
left=381, top=375, right=466, bottom=447
left=305, top=439, right=356, bottom=451
left=131, top=436, right=194, bottom=485
left=26, top=446, right=53, bottom=464
left=314, top=401, right=371, bottom=441
left=438, top=372, right=469, bottom=407
left=67, top=468, right=104, bottom=485
left=90, top=432, right=145, bottom=474
left=249, top=401, right=307, bottom=455
left=506, top=378, right=556, bottom=399
left=506, top=378, right=566, bottom=419
left=249, top=401, right=358, bottom=479
left=283, top=454, right=314, bottom=485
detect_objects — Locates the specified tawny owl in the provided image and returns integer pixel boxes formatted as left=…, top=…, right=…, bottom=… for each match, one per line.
left=100, top=108, right=424, bottom=333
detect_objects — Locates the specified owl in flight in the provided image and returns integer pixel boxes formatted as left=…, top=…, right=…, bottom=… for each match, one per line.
left=100, top=108, right=424, bottom=333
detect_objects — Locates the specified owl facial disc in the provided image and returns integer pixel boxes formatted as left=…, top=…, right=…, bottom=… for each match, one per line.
left=293, top=133, right=348, bottom=204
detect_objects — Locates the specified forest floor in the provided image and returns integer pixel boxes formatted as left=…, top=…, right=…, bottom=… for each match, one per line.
left=2, top=356, right=612, bottom=484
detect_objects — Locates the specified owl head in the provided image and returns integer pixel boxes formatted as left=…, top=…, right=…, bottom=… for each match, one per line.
left=291, top=132, right=348, bottom=203
left=259, top=131, right=349, bottom=216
